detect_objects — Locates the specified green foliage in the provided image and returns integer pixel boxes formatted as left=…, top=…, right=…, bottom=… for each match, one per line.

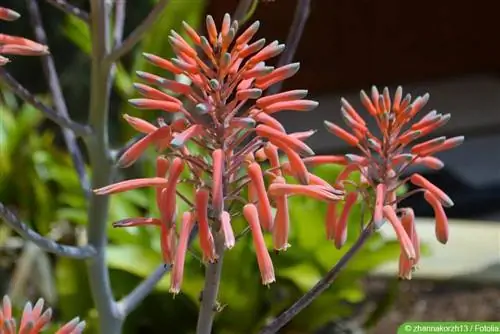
left=0, top=94, right=81, bottom=234
left=0, top=96, right=155, bottom=328
left=0, top=96, right=92, bottom=321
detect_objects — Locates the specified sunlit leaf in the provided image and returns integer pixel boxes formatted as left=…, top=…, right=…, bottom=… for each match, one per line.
left=107, top=244, right=163, bottom=278
left=56, top=258, right=93, bottom=319
left=278, top=263, right=322, bottom=292
left=62, top=15, right=91, bottom=55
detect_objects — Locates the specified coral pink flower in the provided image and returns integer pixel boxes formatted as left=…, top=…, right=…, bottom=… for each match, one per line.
left=220, top=211, right=235, bottom=249
left=323, top=86, right=463, bottom=279
left=94, top=13, right=346, bottom=290
left=95, top=156, right=184, bottom=265
left=170, top=212, right=195, bottom=294
left=271, top=177, right=290, bottom=251
left=333, top=192, right=357, bottom=249
left=398, top=208, right=420, bottom=279
left=0, top=7, right=49, bottom=65
left=195, top=187, right=218, bottom=263
left=247, top=162, right=274, bottom=231
left=243, top=204, right=275, bottom=285
left=0, top=295, right=85, bottom=333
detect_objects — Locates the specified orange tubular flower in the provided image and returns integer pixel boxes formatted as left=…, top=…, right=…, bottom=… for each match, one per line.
left=195, top=187, right=218, bottom=263
left=0, top=7, right=49, bottom=65
left=324, top=86, right=463, bottom=279
left=268, top=183, right=343, bottom=202
left=243, top=204, right=275, bottom=285
left=271, top=177, right=290, bottom=251
left=170, top=212, right=195, bottom=294
left=334, top=192, right=357, bottom=249
left=399, top=208, right=420, bottom=279
left=94, top=13, right=345, bottom=290
left=247, top=162, right=274, bottom=231
left=0, top=295, right=85, bottom=333
left=220, top=211, right=235, bottom=249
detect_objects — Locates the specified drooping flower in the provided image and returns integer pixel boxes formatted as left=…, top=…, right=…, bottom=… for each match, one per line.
left=322, top=86, right=463, bottom=279
left=0, top=295, right=85, bottom=334
left=243, top=204, right=275, bottom=285
left=0, top=7, right=49, bottom=65
left=170, top=212, right=195, bottom=294
left=96, top=156, right=182, bottom=265
left=95, top=14, right=342, bottom=291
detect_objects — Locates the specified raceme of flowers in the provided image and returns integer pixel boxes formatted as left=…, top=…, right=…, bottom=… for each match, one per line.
left=323, top=87, right=463, bottom=279
left=0, top=6, right=49, bottom=66
left=0, top=295, right=85, bottom=334
left=94, top=13, right=343, bottom=293
left=94, top=14, right=464, bottom=291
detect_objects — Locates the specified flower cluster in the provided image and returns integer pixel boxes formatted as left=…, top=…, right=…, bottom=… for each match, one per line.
left=0, top=295, right=85, bottom=334
left=0, top=7, right=49, bottom=65
left=95, top=14, right=343, bottom=292
left=323, top=86, right=463, bottom=279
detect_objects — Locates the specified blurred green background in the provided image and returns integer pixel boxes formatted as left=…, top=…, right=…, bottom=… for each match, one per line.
left=0, top=1, right=401, bottom=332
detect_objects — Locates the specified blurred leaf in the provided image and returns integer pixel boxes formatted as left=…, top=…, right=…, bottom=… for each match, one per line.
left=56, top=208, right=86, bottom=225
left=62, top=15, right=91, bottom=55
left=34, top=248, right=57, bottom=304
left=132, top=0, right=205, bottom=75
left=115, top=62, right=135, bottom=97
left=8, top=242, right=38, bottom=305
left=56, top=258, right=93, bottom=319
left=289, top=196, right=327, bottom=250
left=352, top=238, right=401, bottom=271
left=106, top=244, right=163, bottom=280
left=278, top=264, right=322, bottom=292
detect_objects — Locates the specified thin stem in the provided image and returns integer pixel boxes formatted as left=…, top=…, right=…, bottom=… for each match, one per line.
left=391, top=188, right=425, bottom=205
left=0, top=202, right=96, bottom=259
left=46, top=0, right=90, bottom=22
left=196, top=232, right=226, bottom=334
left=233, top=0, right=254, bottom=22
left=26, top=0, right=90, bottom=196
left=118, top=264, right=170, bottom=317
left=86, top=0, right=121, bottom=333
left=266, top=0, right=311, bottom=95
left=0, top=68, right=92, bottom=137
left=113, top=0, right=126, bottom=47
left=226, top=179, right=250, bottom=199
left=235, top=226, right=250, bottom=241
left=107, top=0, right=127, bottom=94
left=233, top=136, right=262, bottom=161
left=239, top=0, right=259, bottom=25
left=176, top=190, right=194, bottom=207
left=104, top=0, right=170, bottom=65
left=117, top=226, right=199, bottom=317
left=259, top=224, right=374, bottom=334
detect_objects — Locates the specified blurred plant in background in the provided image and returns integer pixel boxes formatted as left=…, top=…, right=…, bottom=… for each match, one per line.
left=0, top=295, right=85, bottom=333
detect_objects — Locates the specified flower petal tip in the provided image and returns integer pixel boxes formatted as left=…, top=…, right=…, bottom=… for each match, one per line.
left=0, top=8, right=21, bottom=21
left=442, top=196, right=454, bottom=208
left=262, top=277, right=276, bottom=286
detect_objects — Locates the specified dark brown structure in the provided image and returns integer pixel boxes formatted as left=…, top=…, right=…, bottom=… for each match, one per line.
left=207, top=0, right=500, bottom=94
